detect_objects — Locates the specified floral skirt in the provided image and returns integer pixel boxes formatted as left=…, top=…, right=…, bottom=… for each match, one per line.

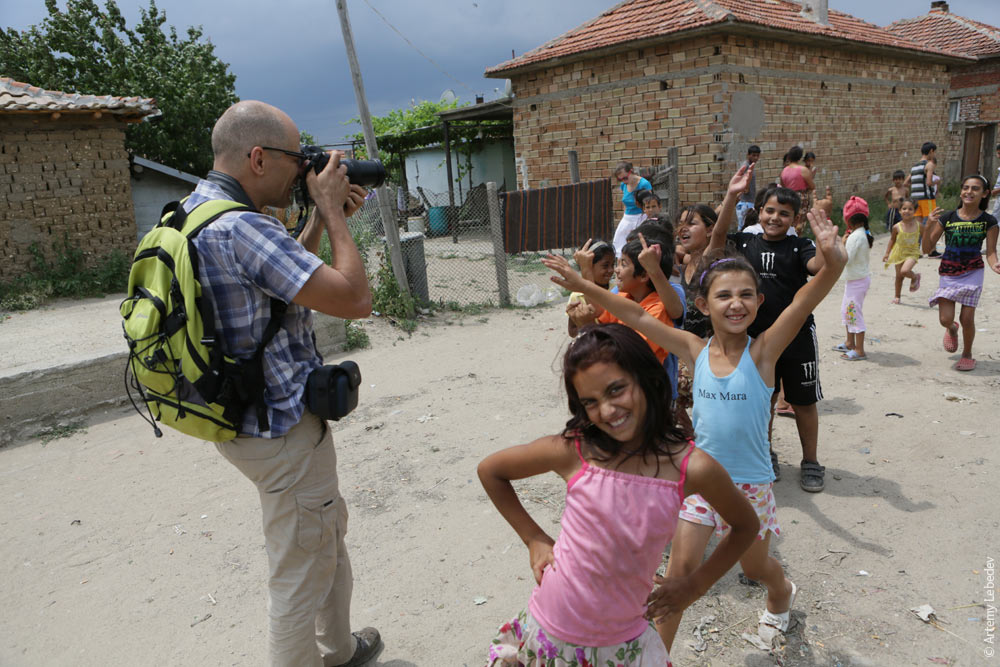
left=487, top=608, right=672, bottom=666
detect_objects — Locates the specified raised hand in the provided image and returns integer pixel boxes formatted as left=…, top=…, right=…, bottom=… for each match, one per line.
left=542, top=253, right=589, bottom=293
left=927, top=207, right=944, bottom=227
left=807, top=209, right=847, bottom=268
left=636, top=233, right=664, bottom=276
left=573, top=239, right=596, bottom=281
left=727, top=162, right=754, bottom=198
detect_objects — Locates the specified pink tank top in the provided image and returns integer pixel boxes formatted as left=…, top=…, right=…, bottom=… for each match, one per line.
left=781, top=164, right=808, bottom=192
left=528, top=439, right=693, bottom=646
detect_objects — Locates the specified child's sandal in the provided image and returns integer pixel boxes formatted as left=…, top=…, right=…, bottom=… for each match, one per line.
left=758, top=581, right=798, bottom=642
left=910, top=273, right=921, bottom=292
left=943, top=327, right=959, bottom=353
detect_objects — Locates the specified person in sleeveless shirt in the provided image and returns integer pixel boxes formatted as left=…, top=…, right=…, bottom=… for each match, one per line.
left=479, top=325, right=757, bottom=666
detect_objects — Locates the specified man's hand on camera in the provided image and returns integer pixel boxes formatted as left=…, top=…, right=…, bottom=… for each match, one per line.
left=344, top=185, right=367, bottom=218
left=306, top=150, right=350, bottom=216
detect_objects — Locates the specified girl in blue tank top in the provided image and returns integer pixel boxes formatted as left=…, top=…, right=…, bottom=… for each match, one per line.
left=543, top=164, right=848, bottom=653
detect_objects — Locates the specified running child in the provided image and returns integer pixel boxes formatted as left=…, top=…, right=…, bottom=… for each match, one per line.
left=885, top=170, right=908, bottom=228
left=708, top=174, right=828, bottom=493
left=923, top=174, right=1000, bottom=371
left=543, top=205, right=848, bottom=652
left=566, top=239, right=615, bottom=337
left=480, top=324, right=758, bottom=666
left=883, top=198, right=922, bottom=303
left=833, top=197, right=873, bottom=361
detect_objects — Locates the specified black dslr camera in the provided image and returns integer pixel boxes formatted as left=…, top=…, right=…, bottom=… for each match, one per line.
left=289, top=146, right=386, bottom=237
left=301, top=144, right=386, bottom=189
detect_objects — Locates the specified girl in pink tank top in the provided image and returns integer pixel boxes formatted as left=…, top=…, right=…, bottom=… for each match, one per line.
left=480, top=325, right=758, bottom=666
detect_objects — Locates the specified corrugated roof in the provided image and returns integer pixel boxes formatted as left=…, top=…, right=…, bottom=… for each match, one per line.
left=887, top=8, right=1000, bottom=59
left=0, top=77, right=161, bottom=119
left=486, top=0, right=967, bottom=75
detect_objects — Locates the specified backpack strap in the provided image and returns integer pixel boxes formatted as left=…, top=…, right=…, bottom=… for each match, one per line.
left=174, top=198, right=287, bottom=434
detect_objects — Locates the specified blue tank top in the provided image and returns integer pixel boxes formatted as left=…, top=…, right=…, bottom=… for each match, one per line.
left=691, top=338, right=774, bottom=484
left=621, top=178, right=652, bottom=215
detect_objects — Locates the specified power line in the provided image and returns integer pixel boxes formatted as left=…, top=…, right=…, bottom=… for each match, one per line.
left=360, top=0, right=476, bottom=95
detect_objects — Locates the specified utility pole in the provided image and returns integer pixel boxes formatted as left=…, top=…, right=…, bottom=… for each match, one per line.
left=336, top=0, right=411, bottom=299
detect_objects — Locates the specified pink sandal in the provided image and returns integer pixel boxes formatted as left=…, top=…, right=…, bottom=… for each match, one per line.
left=943, top=327, right=958, bottom=353
left=955, top=358, right=976, bottom=371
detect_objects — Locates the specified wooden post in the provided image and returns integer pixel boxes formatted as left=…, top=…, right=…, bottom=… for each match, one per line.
left=667, top=146, right=680, bottom=224
left=568, top=150, right=580, bottom=183
left=336, top=0, right=410, bottom=299
left=486, top=181, right=510, bottom=306
left=443, top=121, right=458, bottom=243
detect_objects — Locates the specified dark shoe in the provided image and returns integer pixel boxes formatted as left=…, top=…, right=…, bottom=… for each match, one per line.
left=770, top=450, right=781, bottom=481
left=333, top=627, right=382, bottom=667
left=800, top=460, right=825, bottom=493
left=927, top=250, right=942, bottom=258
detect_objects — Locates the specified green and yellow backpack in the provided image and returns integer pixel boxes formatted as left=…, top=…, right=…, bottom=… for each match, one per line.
left=121, top=198, right=286, bottom=441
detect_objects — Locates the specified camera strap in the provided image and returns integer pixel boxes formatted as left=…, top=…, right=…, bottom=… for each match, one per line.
left=205, top=170, right=257, bottom=210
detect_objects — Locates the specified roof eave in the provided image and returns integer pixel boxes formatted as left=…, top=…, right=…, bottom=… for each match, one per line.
left=486, top=17, right=974, bottom=78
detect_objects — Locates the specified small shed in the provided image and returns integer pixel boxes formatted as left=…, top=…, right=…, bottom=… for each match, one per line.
left=0, top=77, right=160, bottom=282
left=887, top=1, right=1000, bottom=184
left=485, top=0, right=972, bottom=213
left=130, top=155, right=199, bottom=240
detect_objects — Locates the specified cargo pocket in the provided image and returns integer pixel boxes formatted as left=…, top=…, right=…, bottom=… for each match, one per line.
left=295, top=496, right=334, bottom=553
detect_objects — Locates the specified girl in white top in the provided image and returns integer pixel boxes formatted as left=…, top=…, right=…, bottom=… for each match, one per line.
left=834, top=196, right=874, bottom=360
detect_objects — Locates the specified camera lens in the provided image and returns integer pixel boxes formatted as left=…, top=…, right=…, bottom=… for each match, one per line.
left=341, top=159, right=386, bottom=189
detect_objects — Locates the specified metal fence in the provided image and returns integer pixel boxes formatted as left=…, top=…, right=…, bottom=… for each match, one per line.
left=346, top=182, right=570, bottom=309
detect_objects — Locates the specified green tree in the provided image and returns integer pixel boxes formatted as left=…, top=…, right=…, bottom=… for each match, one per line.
left=1, top=0, right=237, bottom=176
left=346, top=99, right=510, bottom=186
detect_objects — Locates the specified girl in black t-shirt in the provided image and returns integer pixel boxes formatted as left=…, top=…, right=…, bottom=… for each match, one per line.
left=923, top=174, right=1000, bottom=372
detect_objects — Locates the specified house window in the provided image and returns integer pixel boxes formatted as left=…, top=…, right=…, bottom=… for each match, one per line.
left=948, top=100, right=960, bottom=130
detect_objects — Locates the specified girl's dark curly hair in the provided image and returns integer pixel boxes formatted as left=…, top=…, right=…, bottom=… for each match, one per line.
left=561, top=324, right=687, bottom=469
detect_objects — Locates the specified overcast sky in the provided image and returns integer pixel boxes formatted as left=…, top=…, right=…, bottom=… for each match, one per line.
left=3, top=0, right=994, bottom=149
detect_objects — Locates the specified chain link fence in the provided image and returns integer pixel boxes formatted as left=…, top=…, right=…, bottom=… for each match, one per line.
left=346, top=182, right=564, bottom=309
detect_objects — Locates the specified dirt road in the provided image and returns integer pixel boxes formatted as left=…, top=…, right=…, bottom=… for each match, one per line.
left=1, top=236, right=998, bottom=666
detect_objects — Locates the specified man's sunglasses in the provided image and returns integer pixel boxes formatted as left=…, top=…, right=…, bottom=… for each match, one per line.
left=250, top=146, right=308, bottom=167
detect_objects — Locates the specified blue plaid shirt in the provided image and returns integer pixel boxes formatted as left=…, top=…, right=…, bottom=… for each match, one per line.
left=185, top=179, right=324, bottom=438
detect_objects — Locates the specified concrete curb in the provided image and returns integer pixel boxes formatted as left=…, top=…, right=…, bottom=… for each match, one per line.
left=1, top=315, right=347, bottom=447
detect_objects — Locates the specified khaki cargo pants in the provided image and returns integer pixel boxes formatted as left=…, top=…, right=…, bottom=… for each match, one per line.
left=216, top=411, right=355, bottom=667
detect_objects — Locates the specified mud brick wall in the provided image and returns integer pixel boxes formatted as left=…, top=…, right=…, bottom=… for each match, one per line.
left=506, top=34, right=950, bottom=220
left=0, top=115, right=137, bottom=282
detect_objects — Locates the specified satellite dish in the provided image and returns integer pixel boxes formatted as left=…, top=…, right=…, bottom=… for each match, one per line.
left=503, top=79, right=512, bottom=97
left=439, top=89, right=457, bottom=104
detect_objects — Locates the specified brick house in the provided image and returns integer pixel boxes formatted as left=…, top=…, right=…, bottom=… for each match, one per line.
left=0, top=78, right=160, bottom=282
left=887, top=1, right=1000, bottom=185
left=485, top=0, right=973, bottom=217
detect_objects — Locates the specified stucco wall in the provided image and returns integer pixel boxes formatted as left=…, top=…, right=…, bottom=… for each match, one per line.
left=0, top=115, right=136, bottom=281
left=506, top=33, right=951, bottom=217
left=404, top=138, right=516, bottom=199
left=131, top=170, right=198, bottom=240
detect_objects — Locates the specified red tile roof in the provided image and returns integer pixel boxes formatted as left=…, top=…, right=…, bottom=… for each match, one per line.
left=486, top=0, right=967, bottom=75
left=0, top=77, right=161, bottom=118
left=887, top=9, right=1000, bottom=59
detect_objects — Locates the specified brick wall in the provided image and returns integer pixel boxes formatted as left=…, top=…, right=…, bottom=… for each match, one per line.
left=507, top=33, right=951, bottom=221
left=0, top=115, right=137, bottom=282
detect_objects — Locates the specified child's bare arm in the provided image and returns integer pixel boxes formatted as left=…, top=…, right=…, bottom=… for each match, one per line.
left=708, top=164, right=754, bottom=252
left=883, top=224, right=899, bottom=262
left=757, top=210, right=846, bottom=367
left=802, top=166, right=816, bottom=191
left=986, top=226, right=999, bottom=274
left=922, top=208, right=945, bottom=255
left=478, top=435, right=578, bottom=583
left=638, top=236, right=684, bottom=320
left=543, top=254, right=701, bottom=368
left=645, top=448, right=757, bottom=620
